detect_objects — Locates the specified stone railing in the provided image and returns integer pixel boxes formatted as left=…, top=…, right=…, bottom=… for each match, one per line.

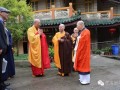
left=33, top=3, right=73, bottom=20
left=34, top=11, right=52, bottom=20
left=55, top=10, right=69, bottom=19
left=81, top=7, right=114, bottom=20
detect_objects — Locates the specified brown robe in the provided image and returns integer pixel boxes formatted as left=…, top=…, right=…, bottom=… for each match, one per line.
left=59, top=32, right=73, bottom=74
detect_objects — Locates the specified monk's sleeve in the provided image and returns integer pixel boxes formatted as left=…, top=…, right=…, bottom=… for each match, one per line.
left=52, top=34, right=58, bottom=44
left=74, top=33, right=87, bottom=70
left=27, top=28, right=42, bottom=68
left=52, top=34, right=61, bottom=69
left=27, top=28, right=40, bottom=44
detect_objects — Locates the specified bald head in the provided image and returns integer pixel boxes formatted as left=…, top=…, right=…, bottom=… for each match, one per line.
left=59, top=24, right=65, bottom=33
left=77, top=20, right=85, bottom=31
left=74, top=28, right=78, bottom=33
left=34, top=19, right=40, bottom=29
left=34, top=19, right=40, bottom=23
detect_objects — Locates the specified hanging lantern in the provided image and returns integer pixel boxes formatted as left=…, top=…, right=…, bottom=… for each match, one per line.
left=109, top=28, right=116, bottom=33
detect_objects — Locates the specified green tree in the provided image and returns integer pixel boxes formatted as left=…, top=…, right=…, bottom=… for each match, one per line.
left=0, top=0, right=33, bottom=56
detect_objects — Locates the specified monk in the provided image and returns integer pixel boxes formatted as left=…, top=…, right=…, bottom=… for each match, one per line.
left=71, top=28, right=78, bottom=71
left=52, top=24, right=72, bottom=76
left=27, top=19, right=50, bottom=77
left=73, top=20, right=91, bottom=85
left=71, top=27, right=78, bottom=47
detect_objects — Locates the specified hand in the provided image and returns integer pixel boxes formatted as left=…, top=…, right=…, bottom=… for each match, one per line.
left=38, top=29, right=43, bottom=36
left=73, top=63, right=76, bottom=71
left=0, top=49, right=2, bottom=55
left=12, top=48, right=15, bottom=54
left=60, top=39, right=64, bottom=42
left=58, top=38, right=61, bottom=41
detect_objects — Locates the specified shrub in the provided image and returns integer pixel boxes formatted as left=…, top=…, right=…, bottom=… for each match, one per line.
left=49, top=46, right=54, bottom=58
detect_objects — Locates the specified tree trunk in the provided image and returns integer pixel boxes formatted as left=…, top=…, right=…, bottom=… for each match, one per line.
left=16, top=41, right=19, bottom=56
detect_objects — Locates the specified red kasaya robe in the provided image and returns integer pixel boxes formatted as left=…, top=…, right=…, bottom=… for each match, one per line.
left=27, top=25, right=50, bottom=76
left=74, top=29, right=91, bottom=73
left=31, top=33, right=50, bottom=75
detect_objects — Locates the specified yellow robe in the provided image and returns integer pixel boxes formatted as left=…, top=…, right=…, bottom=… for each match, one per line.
left=52, top=31, right=65, bottom=69
left=27, top=25, right=41, bottom=68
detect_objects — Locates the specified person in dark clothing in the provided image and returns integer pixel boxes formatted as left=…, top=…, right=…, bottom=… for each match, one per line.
left=59, top=32, right=73, bottom=76
left=2, top=25, right=15, bottom=81
left=0, top=7, right=12, bottom=90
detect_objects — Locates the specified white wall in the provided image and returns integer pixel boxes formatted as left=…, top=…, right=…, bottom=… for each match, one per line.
left=36, top=0, right=65, bottom=10
left=55, top=0, right=65, bottom=8
left=38, top=1, right=46, bottom=10
left=75, top=0, right=97, bottom=12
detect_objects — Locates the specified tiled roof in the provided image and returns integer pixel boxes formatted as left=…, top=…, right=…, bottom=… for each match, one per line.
left=84, top=16, right=120, bottom=27
left=41, top=11, right=81, bottom=27
left=41, top=11, right=120, bottom=27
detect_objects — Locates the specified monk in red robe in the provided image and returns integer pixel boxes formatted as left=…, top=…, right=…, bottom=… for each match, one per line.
left=27, top=19, right=50, bottom=77
left=73, top=20, right=91, bottom=85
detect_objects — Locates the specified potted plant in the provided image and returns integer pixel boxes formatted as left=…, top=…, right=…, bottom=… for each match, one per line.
left=93, top=49, right=102, bottom=55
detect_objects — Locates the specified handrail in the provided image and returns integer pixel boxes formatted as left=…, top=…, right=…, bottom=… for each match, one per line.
left=33, top=9, right=52, bottom=13
left=113, top=14, right=120, bottom=16
left=55, top=7, right=69, bottom=10
left=33, top=7, right=70, bottom=13
left=81, top=10, right=110, bottom=14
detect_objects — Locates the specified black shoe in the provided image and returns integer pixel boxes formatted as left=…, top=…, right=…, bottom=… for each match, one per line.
left=36, top=74, right=45, bottom=77
left=4, top=87, right=13, bottom=90
left=64, top=74, right=69, bottom=76
left=4, top=83, right=10, bottom=86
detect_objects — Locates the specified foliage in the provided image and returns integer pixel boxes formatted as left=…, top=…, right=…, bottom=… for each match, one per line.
left=49, top=45, right=54, bottom=58
left=101, top=47, right=112, bottom=53
left=0, top=0, right=33, bottom=55
left=14, top=54, right=28, bottom=60
left=93, top=49, right=102, bottom=55
left=93, top=47, right=112, bottom=55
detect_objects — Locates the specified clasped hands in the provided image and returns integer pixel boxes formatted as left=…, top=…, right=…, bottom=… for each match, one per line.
left=58, top=38, right=64, bottom=42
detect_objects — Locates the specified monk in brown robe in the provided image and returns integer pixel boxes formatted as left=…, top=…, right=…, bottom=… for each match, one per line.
left=73, top=21, right=91, bottom=85
left=52, top=24, right=72, bottom=76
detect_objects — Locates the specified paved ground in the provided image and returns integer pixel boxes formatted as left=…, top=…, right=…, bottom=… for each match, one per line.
left=6, top=55, right=120, bottom=90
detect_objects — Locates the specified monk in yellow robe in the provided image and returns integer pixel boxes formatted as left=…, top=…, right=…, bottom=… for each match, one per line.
left=52, top=24, right=72, bottom=76
left=71, top=28, right=78, bottom=46
left=71, top=28, right=78, bottom=71
left=73, top=21, right=91, bottom=85
left=27, top=19, right=50, bottom=77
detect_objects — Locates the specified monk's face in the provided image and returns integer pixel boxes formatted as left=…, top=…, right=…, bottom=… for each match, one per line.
left=59, top=25, right=64, bottom=32
left=74, top=28, right=78, bottom=33
left=77, top=24, right=83, bottom=31
left=34, top=21, right=40, bottom=29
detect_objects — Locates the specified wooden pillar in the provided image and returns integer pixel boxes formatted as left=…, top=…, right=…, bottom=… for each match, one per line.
left=110, top=7, right=113, bottom=19
left=69, top=3, right=73, bottom=17
left=51, top=5, right=55, bottom=19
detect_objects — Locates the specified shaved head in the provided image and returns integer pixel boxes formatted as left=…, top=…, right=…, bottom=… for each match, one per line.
left=34, top=19, right=40, bottom=24
left=33, top=19, right=40, bottom=29
left=76, top=20, right=85, bottom=31
left=74, top=28, right=78, bottom=33
left=59, top=24, right=65, bottom=33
